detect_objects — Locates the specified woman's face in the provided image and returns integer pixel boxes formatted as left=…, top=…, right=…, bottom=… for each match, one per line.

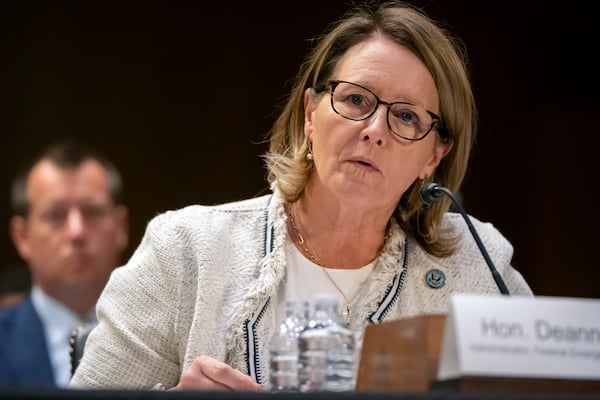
left=304, top=35, right=451, bottom=213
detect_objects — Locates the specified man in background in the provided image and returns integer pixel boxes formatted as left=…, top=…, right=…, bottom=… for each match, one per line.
left=0, top=140, right=129, bottom=388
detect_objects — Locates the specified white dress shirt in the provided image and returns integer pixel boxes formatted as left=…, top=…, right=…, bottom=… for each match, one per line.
left=31, top=287, right=96, bottom=387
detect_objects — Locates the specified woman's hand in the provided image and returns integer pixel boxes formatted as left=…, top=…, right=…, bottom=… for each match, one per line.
left=172, top=355, right=263, bottom=391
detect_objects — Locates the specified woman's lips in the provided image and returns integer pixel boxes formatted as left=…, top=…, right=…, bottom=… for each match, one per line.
left=349, top=157, right=379, bottom=171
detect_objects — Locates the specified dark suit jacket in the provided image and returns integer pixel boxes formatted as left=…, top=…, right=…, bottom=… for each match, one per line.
left=0, top=294, right=55, bottom=387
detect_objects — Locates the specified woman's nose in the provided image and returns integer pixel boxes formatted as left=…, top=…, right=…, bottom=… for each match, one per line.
left=360, top=104, right=388, bottom=145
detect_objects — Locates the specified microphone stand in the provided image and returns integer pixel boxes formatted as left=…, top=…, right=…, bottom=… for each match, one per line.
left=423, top=184, right=510, bottom=295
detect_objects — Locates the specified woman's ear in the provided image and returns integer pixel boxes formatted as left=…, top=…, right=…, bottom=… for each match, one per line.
left=420, top=137, right=453, bottom=180
left=304, top=88, right=315, bottom=140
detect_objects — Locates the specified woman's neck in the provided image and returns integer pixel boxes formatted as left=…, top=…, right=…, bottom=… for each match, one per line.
left=287, top=198, right=390, bottom=269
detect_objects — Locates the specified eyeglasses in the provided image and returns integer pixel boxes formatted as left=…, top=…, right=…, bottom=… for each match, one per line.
left=325, top=80, right=442, bottom=141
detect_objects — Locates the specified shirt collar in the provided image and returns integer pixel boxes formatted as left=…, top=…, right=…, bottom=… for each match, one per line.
left=31, top=286, right=97, bottom=335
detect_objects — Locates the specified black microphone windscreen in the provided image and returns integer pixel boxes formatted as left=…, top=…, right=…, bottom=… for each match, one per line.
left=420, top=182, right=443, bottom=205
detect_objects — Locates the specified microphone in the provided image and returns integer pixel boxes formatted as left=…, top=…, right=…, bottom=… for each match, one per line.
left=420, top=182, right=510, bottom=295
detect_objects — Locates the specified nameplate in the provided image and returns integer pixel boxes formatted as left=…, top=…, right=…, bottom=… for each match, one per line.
left=437, top=294, right=600, bottom=381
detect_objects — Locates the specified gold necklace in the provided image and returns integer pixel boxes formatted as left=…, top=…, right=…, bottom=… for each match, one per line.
left=287, top=204, right=384, bottom=324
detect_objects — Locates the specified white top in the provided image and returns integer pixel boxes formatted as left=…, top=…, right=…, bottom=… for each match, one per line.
left=278, top=240, right=376, bottom=324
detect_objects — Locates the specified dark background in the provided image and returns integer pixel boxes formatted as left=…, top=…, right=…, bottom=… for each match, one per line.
left=1, top=0, right=598, bottom=298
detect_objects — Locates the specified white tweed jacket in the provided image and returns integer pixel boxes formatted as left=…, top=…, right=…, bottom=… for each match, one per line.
left=70, top=187, right=532, bottom=389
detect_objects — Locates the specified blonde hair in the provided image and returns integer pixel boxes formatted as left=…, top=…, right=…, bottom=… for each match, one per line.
left=264, top=1, right=476, bottom=257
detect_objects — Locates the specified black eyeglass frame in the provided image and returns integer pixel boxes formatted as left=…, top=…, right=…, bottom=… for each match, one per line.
left=324, top=80, right=444, bottom=142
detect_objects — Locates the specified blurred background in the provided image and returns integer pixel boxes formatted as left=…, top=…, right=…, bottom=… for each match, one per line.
left=1, top=0, right=598, bottom=299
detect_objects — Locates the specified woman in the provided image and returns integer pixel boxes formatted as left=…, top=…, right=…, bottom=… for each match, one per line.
left=71, top=0, right=532, bottom=391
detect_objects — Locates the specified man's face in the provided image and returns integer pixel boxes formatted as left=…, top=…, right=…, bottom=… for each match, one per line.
left=11, top=158, right=128, bottom=303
